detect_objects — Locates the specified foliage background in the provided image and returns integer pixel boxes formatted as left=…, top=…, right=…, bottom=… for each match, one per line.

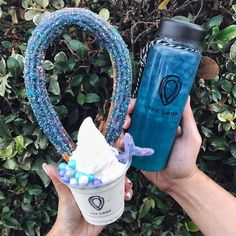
left=0, top=0, right=236, bottom=235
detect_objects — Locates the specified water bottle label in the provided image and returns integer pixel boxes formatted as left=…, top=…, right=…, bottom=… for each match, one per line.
left=159, top=75, right=182, bottom=105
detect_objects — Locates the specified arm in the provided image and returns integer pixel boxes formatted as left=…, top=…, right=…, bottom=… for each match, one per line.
left=169, top=168, right=236, bottom=236
left=137, top=97, right=236, bottom=236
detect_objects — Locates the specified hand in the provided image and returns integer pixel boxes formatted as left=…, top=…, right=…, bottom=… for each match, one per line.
left=127, top=97, right=202, bottom=193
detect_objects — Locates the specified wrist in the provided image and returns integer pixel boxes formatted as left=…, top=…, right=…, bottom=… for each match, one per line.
left=165, top=167, right=202, bottom=196
left=47, top=223, right=64, bottom=236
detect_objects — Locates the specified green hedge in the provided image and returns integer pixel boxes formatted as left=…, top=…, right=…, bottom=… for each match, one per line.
left=0, top=1, right=236, bottom=235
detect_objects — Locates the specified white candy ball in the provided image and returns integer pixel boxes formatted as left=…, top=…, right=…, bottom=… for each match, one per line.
left=78, top=175, right=89, bottom=186
left=70, top=178, right=77, bottom=186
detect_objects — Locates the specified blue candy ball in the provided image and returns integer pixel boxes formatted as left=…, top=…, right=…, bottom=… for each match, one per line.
left=65, top=169, right=75, bottom=178
left=63, top=176, right=70, bottom=183
left=87, top=174, right=94, bottom=182
left=59, top=169, right=66, bottom=177
left=58, top=163, right=67, bottom=170
left=92, top=178, right=102, bottom=187
left=68, top=159, right=76, bottom=169
left=75, top=171, right=83, bottom=179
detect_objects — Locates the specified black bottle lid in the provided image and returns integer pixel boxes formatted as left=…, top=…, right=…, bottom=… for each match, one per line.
left=157, top=18, right=205, bottom=44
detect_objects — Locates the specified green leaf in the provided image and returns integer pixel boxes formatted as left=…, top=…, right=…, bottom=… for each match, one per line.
left=152, top=216, right=165, bottom=226
left=99, top=8, right=110, bottom=21
left=185, top=220, right=199, bottom=232
left=230, top=41, right=236, bottom=61
left=22, top=0, right=32, bottom=9
left=7, top=57, right=21, bottom=78
left=5, top=217, right=19, bottom=227
left=24, top=9, right=40, bottom=21
left=85, top=93, right=100, bottom=103
left=14, top=135, right=25, bottom=153
left=26, top=220, right=36, bottom=229
left=70, top=74, right=83, bottom=87
left=63, top=34, right=87, bottom=58
left=75, top=0, right=80, bottom=7
left=89, top=74, right=99, bottom=87
left=201, top=126, right=214, bottom=138
left=216, top=25, right=236, bottom=45
left=0, top=57, right=6, bottom=75
left=77, top=92, right=86, bottom=105
left=48, top=75, right=60, bottom=95
left=54, top=51, right=69, bottom=72
left=0, top=190, right=4, bottom=200
left=210, top=136, right=229, bottom=151
left=32, top=157, right=50, bottom=187
left=230, top=144, right=236, bottom=159
left=138, top=198, right=155, bottom=220
left=3, top=159, right=18, bottom=170
left=28, top=185, right=42, bottom=195
left=172, top=15, right=191, bottom=22
left=204, top=15, right=223, bottom=30
left=221, top=80, right=233, bottom=92
left=232, top=85, right=236, bottom=98
left=158, top=0, right=171, bottom=10
left=34, top=0, right=49, bottom=8
left=1, top=40, right=12, bottom=49
left=51, top=0, right=64, bottom=9
left=232, top=4, right=236, bottom=13
left=217, top=110, right=234, bottom=122
left=44, top=60, right=54, bottom=70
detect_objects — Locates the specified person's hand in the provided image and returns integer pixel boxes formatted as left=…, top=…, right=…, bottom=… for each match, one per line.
left=127, top=97, right=202, bottom=193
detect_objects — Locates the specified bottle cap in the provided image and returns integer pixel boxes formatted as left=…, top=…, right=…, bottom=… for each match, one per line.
left=157, top=19, right=205, bottom=44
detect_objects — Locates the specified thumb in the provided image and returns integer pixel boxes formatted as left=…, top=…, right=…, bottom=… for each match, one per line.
left=42, top=163, right=71, bottom=200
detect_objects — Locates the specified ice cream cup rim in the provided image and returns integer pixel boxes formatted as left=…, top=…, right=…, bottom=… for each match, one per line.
left=58, top=156, right=132, bottom=190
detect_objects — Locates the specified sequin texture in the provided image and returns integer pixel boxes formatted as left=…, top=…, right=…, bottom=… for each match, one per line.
left=24, top=8, right=132, bottom=155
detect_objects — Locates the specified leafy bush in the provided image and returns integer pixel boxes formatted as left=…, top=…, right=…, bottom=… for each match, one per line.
left=0, top=1, right=235, bottom=235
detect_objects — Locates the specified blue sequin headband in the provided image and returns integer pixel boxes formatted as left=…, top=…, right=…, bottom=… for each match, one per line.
left=24, top=8, right=132, bottom=160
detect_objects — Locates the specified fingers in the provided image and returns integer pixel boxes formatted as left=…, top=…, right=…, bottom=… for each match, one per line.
left=127, top=99, right=136, bottom=114
left=42, top=163, right=71, bottom=200
left=123, top=116, right=131, bottom=129
left=176, top=125, right=182, bottom=138
left=124, top=177, right=133, bottom=201
left=123, top=99, right=136, bottom=130
left=181, top=97, right=202, bottom=144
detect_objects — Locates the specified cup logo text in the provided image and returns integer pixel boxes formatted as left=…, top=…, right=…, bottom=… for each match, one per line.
left=159, top=75, right=182, bottom=105
left=88, top=196, right=105, bottom=211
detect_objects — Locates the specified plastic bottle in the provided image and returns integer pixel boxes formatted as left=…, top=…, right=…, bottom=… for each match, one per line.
left=129, top=19, right=205, bottom=171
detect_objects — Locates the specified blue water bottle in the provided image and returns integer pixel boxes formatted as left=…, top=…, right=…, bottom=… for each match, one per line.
left=129, top=19, right=205, bottom=171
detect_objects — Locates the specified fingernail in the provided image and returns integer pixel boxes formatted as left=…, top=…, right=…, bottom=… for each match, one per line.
left=125, top=191, right=132, bottom=200
left=42, top=163, right=49, bottom=175
left=127, top=179, right=133, bottom=188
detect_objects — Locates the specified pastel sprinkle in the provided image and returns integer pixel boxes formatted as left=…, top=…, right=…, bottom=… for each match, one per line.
left=87, top=174, right=94, bottom=182
left=58, top=163, right=67, bottom=170
left=78, top=175, right=89, bottom=186
left=63, top=176, right=70, bottom=183
left=92, top=178, right=103, bottom=187
left=68, top=159, right=76, bottom=169
left=64, top=169, right=75, bottom=178
left=75, top=171, right=83, bottom=179
left=70, top=178, right=77, bottom=185
left=59, top=169, right=66, bottom=177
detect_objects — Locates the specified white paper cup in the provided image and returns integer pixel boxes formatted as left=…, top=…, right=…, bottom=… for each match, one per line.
left=60, top=157, right=131, bottom=226
left=69, top=172, right=126, bottom=225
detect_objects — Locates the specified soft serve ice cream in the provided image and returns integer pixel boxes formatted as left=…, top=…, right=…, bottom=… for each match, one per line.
left=58, top=117, right=130, bottom=188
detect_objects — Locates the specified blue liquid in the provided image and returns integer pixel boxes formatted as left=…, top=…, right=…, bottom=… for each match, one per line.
left=129, top=43, right=201, bottom=171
